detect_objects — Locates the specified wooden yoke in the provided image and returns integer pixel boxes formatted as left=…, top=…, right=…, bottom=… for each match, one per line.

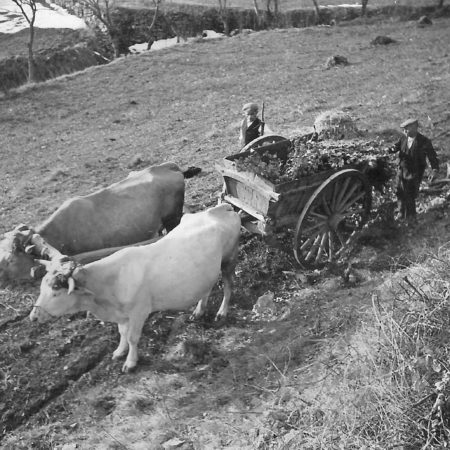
left=73, top=236, right=162, bottom=264
left=27, top=233, right=66, bottom=261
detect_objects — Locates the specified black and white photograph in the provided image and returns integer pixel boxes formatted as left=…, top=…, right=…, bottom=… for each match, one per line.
left=1, top=0, right=450, bottom=448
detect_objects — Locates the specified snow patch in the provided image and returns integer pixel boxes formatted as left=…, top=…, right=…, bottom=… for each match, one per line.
left=129, top=30, right=225, bottom=55
left=0, top=0, right=86, bottom=34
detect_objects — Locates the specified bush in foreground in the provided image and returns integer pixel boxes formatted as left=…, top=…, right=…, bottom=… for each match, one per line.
left=251, top=245, right=450, bottom=449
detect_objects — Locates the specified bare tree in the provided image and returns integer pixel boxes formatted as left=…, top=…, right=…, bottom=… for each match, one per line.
left=265, top=0, right=279, bottom=15
left=79, top=0, right=119, bottom=56
left=251, top=0, right=282, bottom=28
left=160, top=11, right=191, bottom=45
left=81, top=0, right=162, bottom=57
left=12, top=0, right=38, bottom=83
left=253, top=0, right=260, bottom=15
left=253, top=0, right=261, bottom=26
left=146, top=0, right=162, bottom=45
left=310, top=0, right=321, bottom=23
left=259, top=0, right=280, bottom=26
left=361, top=0, right=369, bottom=17
left=217, top=0, right=230, bottom=36
left=252, top=0, right=267, bottom=29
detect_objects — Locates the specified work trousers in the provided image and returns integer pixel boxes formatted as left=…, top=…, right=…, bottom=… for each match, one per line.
left=396, top=176, right=421, bottom=219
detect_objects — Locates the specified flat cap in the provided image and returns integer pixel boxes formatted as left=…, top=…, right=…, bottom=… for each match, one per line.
left=242, top=102, right=259, bottom=113
left=400, top=118, right=418, bottom=128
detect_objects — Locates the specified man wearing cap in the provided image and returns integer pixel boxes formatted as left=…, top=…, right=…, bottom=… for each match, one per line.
left=390, top=118, right=439, bottom=223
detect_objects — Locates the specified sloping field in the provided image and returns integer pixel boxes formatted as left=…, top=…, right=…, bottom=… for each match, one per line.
left=1, top=16, right=450, bottom=449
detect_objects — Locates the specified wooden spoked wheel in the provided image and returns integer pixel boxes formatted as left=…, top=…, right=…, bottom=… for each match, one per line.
left=293, top=169, right=372, bottom=268
left=240, top=134, right=287, bottom=153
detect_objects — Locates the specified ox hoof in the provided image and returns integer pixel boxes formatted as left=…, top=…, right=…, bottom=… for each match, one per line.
left=189, top=312, right=202, bottom=321
left=121, top=362, right=137, bottom=373
left=112, top=350, right=126, bottom=360
left=214, top=314, right=227, bottom=324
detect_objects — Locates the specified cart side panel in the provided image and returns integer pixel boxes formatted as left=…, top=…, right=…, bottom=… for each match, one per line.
left=216, top=150, right=355, bottom=229
left=224, top=177, right=271, bottom=216
left=271, top=178, right=331, bottom=227
left=222, top=175, right=322, bottom=229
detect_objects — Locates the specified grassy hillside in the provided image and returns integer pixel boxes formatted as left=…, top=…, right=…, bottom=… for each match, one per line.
left=1, top=18, right=449, bottom=229
left=1, top=15, right=450, bottom=449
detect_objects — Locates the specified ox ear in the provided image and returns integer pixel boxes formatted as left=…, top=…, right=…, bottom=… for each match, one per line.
left=15, top=224, right=30, bottom=232
left=10, top=228, right=33, bottom=253
left=31, top=265, right=47, bottom=280
left=71, top=266, right=87, bottom=286
left=69, top=268, right=94, bottom=298
left=11, top=241, right=18, bottom=253
left=11, top=237, right=21, bottom=253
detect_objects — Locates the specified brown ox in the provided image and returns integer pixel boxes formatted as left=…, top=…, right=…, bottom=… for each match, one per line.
left=0, top=162, right=199, bottom=284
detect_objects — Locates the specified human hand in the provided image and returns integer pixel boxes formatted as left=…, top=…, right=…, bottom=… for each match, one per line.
left=428, top=169, right=438, bottom=183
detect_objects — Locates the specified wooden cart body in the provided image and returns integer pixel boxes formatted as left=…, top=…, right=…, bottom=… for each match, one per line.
left=215, top=139, right=372, bottom=267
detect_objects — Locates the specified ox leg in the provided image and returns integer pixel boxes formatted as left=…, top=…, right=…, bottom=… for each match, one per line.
left=216, top=245, right=238, bottom=321
left=123, top=313, right=147, bottom=373
left=112, top=323, right=129, bottom=360
left=190, top=289, right=213, bottom=320
left=215, top=273, right=233, bottom=321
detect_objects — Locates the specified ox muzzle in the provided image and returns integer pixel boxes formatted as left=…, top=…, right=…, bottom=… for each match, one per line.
left=29, top=304, right=57, bottom=323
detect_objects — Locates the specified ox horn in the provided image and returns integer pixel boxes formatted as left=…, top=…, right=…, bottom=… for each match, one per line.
left=25, top=245, right=36, bottom=254
left=67, top=277, right=75, bottom=295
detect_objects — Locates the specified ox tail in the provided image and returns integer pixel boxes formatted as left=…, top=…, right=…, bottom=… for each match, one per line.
left=183, top=166, right=202, bottom=179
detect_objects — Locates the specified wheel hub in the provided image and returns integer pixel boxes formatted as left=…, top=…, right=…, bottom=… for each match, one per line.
left=327, top=213, right=343, bottom=230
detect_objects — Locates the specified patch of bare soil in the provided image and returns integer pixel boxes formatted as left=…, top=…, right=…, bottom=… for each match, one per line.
left=0, top=17, right=450, bottom=449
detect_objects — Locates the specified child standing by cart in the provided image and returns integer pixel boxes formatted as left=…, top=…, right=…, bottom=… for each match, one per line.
left=239, top=102, right=266, bottom=148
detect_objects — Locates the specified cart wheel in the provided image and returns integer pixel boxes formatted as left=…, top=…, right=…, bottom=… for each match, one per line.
left=293, top=169, right=372, bottom=268
left=240, top=134, right=287, bottom=153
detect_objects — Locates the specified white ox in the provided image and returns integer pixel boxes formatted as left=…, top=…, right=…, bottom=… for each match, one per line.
left=30, top=204, right=241, bottom=372
left=0, top=162, right=199, bottom=284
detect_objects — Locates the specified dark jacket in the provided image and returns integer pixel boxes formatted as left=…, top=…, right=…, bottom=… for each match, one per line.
left=392, top=132, right=439, bottom=180
left=245, top=118, right=262, bottom=145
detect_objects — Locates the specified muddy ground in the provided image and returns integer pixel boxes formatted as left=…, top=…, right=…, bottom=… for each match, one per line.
left=1, top=15, right=450, bottom=449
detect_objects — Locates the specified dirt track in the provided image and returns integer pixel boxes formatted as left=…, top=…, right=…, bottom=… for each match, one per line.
left=1, top=16, right=450, bottom=448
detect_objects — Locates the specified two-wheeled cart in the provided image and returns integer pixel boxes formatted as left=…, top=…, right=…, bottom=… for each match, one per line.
left=215, top=138, right=372, bottom=268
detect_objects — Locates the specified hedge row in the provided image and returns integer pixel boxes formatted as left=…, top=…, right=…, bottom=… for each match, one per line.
left=111, top=3, right=450, bottom=43
left=0, top=42, right=109, bottom=91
